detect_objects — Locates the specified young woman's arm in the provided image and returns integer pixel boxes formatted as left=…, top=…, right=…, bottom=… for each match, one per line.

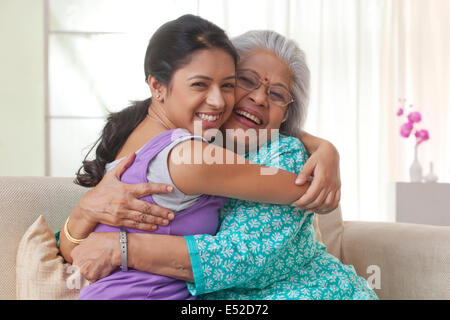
left=297, top=130, right=324, bottom=154
left=294, top=130, right=341, bottom=213
left=168, top=140, right=310, bottom=205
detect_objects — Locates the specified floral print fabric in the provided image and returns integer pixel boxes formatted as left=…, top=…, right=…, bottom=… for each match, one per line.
left=184, top=134, right=378, bottom=300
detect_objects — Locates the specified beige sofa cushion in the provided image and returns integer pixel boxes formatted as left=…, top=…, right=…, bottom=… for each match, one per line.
left=0, top=176, right=88, bottom=299
left=16, top=215, right=88, bottom=299
left=341, top=220, right=450, bottom=299
left=316, top=206, right=344, bottom=260
left=312, top=214, right=323, bottom=244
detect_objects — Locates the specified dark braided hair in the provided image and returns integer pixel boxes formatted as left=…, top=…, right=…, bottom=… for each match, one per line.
left=75, top=14, right=238, bottom=187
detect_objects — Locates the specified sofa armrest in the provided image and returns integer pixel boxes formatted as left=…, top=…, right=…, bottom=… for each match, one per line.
left=341, top=221, right=450, bottom=300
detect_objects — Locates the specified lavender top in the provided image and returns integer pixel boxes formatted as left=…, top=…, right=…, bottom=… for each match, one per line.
left=78, top=129, right=227, bottom=300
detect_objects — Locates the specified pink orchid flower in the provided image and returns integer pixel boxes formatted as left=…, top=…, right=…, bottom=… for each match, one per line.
left=400, top=122, right=413, bottom=138
left=416, top=129, right=430, bottom=145
left=407, top=111, right=422, bottom=123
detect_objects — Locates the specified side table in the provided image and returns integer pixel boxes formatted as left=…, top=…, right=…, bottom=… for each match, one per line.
left=394, top=182, right=450, bottom=226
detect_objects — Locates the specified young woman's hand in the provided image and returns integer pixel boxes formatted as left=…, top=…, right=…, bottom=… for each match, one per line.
left=292, top=141, right=341, bottom=214
left=77, top=153, right=175, bottom=231
left=71, top=232, right=120, bottom=283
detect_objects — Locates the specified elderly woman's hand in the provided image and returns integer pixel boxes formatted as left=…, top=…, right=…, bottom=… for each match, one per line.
left=78, top=153, right=175, bottom=231
left=292, top=141, right=341, bottom=214
left=71, top=232, right=120, bottom=283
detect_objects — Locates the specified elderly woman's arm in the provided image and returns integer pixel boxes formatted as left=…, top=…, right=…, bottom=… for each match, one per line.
left=73, top=205, right=306, bottom=291
left=59, top=153, right=175, bottom=264
left=71, top=232, right=194, bottom=282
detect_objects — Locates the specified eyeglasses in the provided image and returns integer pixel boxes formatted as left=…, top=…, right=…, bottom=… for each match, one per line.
left=236, top=69, right=294, bottom=107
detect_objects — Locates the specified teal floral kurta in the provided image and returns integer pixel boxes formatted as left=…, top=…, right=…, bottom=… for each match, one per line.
left=184, top=134, right=378, bottom=300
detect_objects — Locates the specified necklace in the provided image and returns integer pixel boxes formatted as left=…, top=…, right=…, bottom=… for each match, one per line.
left=146, top=113, right=170, bottom=130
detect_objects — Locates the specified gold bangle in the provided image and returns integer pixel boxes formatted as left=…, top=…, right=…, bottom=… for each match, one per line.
left=63, top=216, right=86, bottom=244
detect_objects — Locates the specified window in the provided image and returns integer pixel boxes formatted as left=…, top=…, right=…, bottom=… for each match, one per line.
left=46, top=0, right=200, bottom=176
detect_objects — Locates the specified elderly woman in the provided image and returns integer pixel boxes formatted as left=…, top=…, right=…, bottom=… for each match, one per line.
left=60, top=28, right=377, bottom=299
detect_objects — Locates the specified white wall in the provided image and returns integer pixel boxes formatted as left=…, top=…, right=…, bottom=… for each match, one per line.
left=0, top=0, right=46, bottom=176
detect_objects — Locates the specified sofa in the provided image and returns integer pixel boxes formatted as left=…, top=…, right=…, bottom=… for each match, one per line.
left=1, top=176, right=449, bottom=300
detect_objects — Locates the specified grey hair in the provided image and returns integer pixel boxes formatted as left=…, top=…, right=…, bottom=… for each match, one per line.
left=231, top=30, right=310, bottom=137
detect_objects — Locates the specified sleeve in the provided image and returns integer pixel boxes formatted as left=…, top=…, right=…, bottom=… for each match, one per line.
left=55, top=231, right=60, bottom=248
left=184, top=137, right=311, bottom=295
left=104, top=132, right=208, bottom=212
left=147, top=134, right=207, bottom=212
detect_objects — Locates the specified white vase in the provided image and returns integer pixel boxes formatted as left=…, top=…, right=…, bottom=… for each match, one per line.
left=425, top=162, right=439, bottom=183
left=409, top=145, right=423, bottom=182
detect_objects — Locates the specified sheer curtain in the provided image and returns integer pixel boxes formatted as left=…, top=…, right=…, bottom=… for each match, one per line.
left=47, top=0, right=449, bottom=221
left=203, top=0, right=450, bottom=221
left=379, top=0, right=450, bottom=221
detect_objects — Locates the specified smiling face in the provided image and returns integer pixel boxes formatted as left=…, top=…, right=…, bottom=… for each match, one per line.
left=160, top=48, right=236, bottom=134
left=221, top=49, right=293, bottom=149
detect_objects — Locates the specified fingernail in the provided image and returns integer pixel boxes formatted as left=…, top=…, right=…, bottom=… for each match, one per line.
left=168, top=213, right=174, bottom=220
left=167, top=186, right=173, bottom=192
